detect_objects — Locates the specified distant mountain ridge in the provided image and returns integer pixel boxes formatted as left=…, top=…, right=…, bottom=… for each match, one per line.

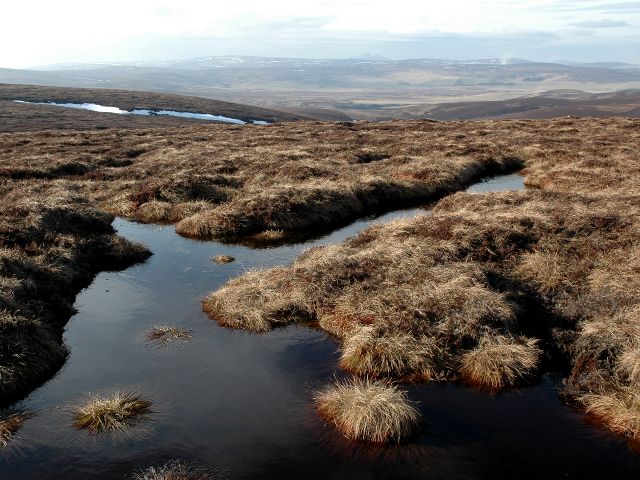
left=2, top=55, right=640, bottom=121
left=31, top=55, right=637, bottom=71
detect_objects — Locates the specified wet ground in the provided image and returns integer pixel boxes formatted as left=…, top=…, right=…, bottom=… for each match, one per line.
left=2, top=174, right=639, bottom=479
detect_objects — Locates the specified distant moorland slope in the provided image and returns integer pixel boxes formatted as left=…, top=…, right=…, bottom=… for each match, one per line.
left=0, top=83, right=307, bottom=132
left=1, top=56, right=639, bottom=120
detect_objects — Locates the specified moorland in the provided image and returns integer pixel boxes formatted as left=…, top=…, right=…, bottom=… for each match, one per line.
left=0, top=83, right=306, bottom=133
left=3, top=56, right=640, bottom=121
left=1, top=107, right=638, bottom=446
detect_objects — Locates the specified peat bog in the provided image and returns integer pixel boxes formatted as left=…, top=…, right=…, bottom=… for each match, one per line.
left=1, top=116, right=640, bottom=478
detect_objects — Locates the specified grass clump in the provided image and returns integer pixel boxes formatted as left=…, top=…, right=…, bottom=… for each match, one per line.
left=315, top=378, right=421, bottom=443
left=339, top=326, right=445, bottom=381
left=459, top=335, right=542, bottom=391
left=133, top=460, right=222, bottom=480
left=145, top=326, right=193, bottom=347
left=73, top=390, right=153, bottom=433
left=580, top=387, right=640, bottom=439
left=136, top=201, right=172, bottom=224
left=210, top=255, right=235, bottom=264
left=0, top=409, right=34, bottom=447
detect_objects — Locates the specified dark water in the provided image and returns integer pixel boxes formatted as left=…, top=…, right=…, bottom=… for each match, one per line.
left=2, top=173, right=639, bottom=479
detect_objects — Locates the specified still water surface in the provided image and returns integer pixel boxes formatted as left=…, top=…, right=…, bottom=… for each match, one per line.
left=2, top=174, right=639, bottom=479
left=13, top=100, right=268, bottom=125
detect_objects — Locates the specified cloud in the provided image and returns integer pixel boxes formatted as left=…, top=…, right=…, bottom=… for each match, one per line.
left=2, top=1, right=640, bottom=67
left=570, top=19, right=630, bottom=28
left=543, top=1, right=640, bottom=14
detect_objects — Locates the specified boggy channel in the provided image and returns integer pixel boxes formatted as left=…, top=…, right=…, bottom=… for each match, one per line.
left=2, top=174, right=639, bottom=479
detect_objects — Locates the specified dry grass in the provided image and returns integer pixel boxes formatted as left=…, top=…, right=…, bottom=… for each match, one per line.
left=73, top=390, right=153, bottom=433
left=459, top=335, right=542, bottom=391
left=580, top=387, right=640, bottom=439
left=199, top=117, right=640, bottom=439
left=0, top=83, right=304, bottom=133
left=145, top=326, right=193, bottom=347
left=210, top=255, right=235, bottom=264
left=339, top=326, right=446, bottom=381
left=1, top=116, right=640, bottom=440
left=1, top=119, right=526, bottom=244
left=133, top=460, right=222, bottom=480
left=619, top=344, right=640, bottom=385
left=315, top=378, right=421, bottom=443
left=136, top=201, right=173, bottom=224
left=0, top=183, right=150, bottom=401
left=248, top=229, right=286, bottom=244
left=0, top=409, right=34, bottom=447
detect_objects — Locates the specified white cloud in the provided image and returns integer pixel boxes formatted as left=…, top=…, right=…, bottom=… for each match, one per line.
left=570, top=19, right=630, bottom=28
left=0, top=0, right=638, bottom=67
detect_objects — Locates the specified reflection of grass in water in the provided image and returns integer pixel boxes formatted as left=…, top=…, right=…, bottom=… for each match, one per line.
left=247, top=229, right=286, bottom=245
left=145, top=326, right=193, bottom=348
left=133, top=460, right=224, bottom=480
left=315, top=378, right=421, bottom=443
left=73, top=390, right=153, bottom=433
left=0, top=409, right=35, bottom=447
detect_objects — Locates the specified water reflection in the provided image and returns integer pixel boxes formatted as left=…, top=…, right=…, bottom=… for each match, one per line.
left=2, top=174, right=639, bottom=479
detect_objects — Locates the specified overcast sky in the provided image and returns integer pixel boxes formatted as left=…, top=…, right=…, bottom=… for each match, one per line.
left=2, top=0, right=639, bottom=68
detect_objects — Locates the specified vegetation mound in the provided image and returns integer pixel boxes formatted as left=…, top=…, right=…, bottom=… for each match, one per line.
left=0, top=184, right=150, bottom=403
left=145, top=326, right=193, bottom=347
left=203, top=117, right=640, bottom=439
left=132, top=460, right=223, bottom=480
left=73, top=390, right=153, bottom=433
left=210, top=255, right=235, bottom=264
left=315, top=378, right=421, bottom=443
left=0, top=409, right=34, bottom=447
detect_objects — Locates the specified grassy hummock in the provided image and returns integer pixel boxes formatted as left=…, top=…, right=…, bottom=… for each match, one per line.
left=132, top=460, right=223, bottom=480
left=0, top=409, right=34, bottom=447
left=145, top=326, right=193, bottom=347
left=73, top=390, right=153, bottom=433
left=315, top=378, right=421, bottom=443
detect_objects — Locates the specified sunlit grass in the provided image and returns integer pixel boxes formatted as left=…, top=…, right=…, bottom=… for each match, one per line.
left=73, top=390, right=153, bottom=433
left=132, top=460, right=223, bottom=480
left=315, top=378, right=421, bottom=443
left=0, top=409, right=35, bottom=447
left=210, top=255, right=235, bottom=264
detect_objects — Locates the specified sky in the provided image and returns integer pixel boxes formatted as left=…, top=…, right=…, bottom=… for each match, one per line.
left=2, top=0, right=639, bottom=68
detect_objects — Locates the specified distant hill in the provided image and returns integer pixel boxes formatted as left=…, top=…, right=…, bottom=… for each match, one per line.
left=403, top=89, right=640, bottom=120
left=0, top=83, right=309, bottom=132
left=1, top=56, right=639, bottom=122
